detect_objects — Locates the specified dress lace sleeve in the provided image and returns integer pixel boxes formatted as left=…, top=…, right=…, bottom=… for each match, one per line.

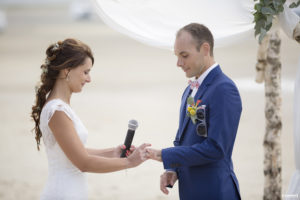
left=41, top=100, right=74, bottom=147
left=47, top=101, right=73, bottom=124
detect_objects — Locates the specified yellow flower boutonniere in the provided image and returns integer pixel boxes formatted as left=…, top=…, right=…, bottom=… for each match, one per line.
left=187, top=96, right=202, bottom=124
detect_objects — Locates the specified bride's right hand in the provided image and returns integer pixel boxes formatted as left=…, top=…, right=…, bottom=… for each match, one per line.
left=126, top=143, right=151, bottom=168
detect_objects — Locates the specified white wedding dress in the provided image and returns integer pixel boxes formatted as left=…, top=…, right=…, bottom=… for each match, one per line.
left=39, top=99, right=88, bottom=200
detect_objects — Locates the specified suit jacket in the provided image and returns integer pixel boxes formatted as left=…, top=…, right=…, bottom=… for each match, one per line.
left=162, top=66, right=242, bottom=200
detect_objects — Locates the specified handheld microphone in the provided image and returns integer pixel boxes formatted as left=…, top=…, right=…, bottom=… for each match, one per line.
left=120, top=119, right=138, bottom=158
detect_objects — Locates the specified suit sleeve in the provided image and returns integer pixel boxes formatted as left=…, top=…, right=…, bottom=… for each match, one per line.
left=161, top=82, right=242, bottom=169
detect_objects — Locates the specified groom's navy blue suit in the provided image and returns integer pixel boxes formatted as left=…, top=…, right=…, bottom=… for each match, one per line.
left=162, top=66, right=242, bottom=200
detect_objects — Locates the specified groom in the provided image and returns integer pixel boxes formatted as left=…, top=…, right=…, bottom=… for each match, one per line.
left=146, top=23, right=242, bottom=200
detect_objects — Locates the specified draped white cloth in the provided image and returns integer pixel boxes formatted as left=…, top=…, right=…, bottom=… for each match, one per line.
left=92, top=0, right=300, bottom=196
left=279, top=4, right=300, bottom=199
left=285, top=57, right=300, bottom=198
left=278, top=4, right=300, bottom=40
left=92, top=0, right=255, bottom=49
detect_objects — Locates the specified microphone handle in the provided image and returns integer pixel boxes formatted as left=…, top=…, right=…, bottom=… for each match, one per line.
left=120, top=129, right=135, bottom=158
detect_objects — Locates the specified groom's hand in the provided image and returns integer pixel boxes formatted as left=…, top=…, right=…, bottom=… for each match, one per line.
left=127, top=143, right=151, bottom=167
left=160, top=171, right=177, bottom=195
left=145, top=148, right=162, bottom=162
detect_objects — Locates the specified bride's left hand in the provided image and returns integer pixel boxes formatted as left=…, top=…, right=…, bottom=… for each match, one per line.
left=113, top=144, right=136, bottom=157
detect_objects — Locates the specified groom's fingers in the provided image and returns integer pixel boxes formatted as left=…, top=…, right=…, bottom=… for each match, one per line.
left=160, top=181, right=168, bottom=194
left=129, top=145, right=136, bottom=151
left=161, top=186, right=169, bottom=195
left=138, top=143, right=151, bottom=160
left=139, top=143, right=151, bottom=149
left=160, top=173, right=169, bottom=195
left=145, top=148, right=153, bottom=158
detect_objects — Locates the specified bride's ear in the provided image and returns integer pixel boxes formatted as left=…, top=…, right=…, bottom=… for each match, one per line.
left=64, top=68, right=71, bottom=76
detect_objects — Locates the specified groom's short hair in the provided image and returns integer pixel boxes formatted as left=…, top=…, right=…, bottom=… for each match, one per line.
left=177, top=23, right=214, bottom=56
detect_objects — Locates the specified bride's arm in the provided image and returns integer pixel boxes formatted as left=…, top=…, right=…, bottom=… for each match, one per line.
left=86, top=147, right=118, bottom=158
left=49, top=111, right=149, bottom=173
left=86, top=145, right=135, bottom=158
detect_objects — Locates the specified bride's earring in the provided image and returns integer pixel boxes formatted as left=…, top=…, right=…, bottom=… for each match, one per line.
left=66, top=71, right=70, bottom=81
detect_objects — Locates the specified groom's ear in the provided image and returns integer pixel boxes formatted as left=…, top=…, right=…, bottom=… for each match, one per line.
left=201, top=42, right=210, bottom=56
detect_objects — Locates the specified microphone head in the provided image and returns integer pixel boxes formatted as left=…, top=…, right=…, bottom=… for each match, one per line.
left=128, top=119, right=138, bottom=130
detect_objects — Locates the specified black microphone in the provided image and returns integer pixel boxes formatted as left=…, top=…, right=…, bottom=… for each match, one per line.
left=120, top=119, right=139, bottom=158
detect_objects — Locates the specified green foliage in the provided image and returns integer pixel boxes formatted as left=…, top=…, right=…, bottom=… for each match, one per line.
left=289, top=0, right=300, bottom=8
left=253, top=0, right=286, bottom=43
left=253, top=0, right=300, bottom=43
left=187, top=96, right=194, bottom=106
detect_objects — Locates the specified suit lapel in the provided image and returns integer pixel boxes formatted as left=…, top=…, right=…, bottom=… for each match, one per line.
left=177, top=66, right=222, bottom=142
left=178, top=87, right=191, bottom=132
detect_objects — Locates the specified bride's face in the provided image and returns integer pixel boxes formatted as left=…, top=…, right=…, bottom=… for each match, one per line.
left=67, top=57, right=93, bottom=93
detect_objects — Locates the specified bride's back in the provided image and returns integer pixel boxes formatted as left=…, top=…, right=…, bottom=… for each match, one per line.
left=39, top=99, right=88, bottom=200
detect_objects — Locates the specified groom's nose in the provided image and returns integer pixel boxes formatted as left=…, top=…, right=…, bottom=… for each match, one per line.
left=177, top=58, right=184, bottom=67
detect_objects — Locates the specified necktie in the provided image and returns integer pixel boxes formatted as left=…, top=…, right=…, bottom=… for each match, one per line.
left=188, top=80, right=199, bottom=90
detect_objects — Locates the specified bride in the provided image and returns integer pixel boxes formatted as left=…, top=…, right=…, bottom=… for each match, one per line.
left=31, top=38, right=150, bottom=200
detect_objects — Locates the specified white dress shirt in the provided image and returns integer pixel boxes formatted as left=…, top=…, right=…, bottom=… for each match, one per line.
left=190, top=63, right=219, bottom=97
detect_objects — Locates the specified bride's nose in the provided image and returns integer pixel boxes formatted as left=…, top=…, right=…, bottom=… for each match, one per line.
left=86, top=74, right=91, bottom=83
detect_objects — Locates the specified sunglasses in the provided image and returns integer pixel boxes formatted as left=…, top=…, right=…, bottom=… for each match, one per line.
left=195, top=107, right=207, bottom=137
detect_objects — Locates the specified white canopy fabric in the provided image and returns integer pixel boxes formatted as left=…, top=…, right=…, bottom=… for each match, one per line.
left=92, top=0, right=255, bottom=49
left=279, top=4, right=300, bottom=199
left=278, top=4, right=300, bottom=40
left=92, top=0, right=300, bottom=196
left=92, top=0, right=298, bottom=48
left=286, top=57, right=300, bottom=198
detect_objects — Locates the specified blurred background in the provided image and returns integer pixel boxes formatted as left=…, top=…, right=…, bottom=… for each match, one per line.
left=0, top=0, right=299, bottom=199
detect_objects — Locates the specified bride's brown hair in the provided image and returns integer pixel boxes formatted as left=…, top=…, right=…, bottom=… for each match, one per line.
left=31, top=38, right=94, bottom=150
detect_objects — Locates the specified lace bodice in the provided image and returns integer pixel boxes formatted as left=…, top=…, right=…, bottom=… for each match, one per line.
left=39, top=99, right=88, bottom=200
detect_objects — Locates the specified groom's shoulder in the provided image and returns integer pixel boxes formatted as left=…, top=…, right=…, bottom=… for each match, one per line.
left=213, top=72, right=239, bottom=93
left=214, top=71, right=235, bottom=85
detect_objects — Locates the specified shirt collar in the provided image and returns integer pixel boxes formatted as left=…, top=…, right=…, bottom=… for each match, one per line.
left=195, top=62, right=218, bottom=87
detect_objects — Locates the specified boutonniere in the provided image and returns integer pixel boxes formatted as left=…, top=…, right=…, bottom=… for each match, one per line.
left=187, top=96, right=208, bottom=137
left=187, top=96, right=203, bottom=124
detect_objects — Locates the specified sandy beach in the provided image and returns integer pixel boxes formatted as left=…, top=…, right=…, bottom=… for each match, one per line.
left=0, top=4, right=299, bottom=200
